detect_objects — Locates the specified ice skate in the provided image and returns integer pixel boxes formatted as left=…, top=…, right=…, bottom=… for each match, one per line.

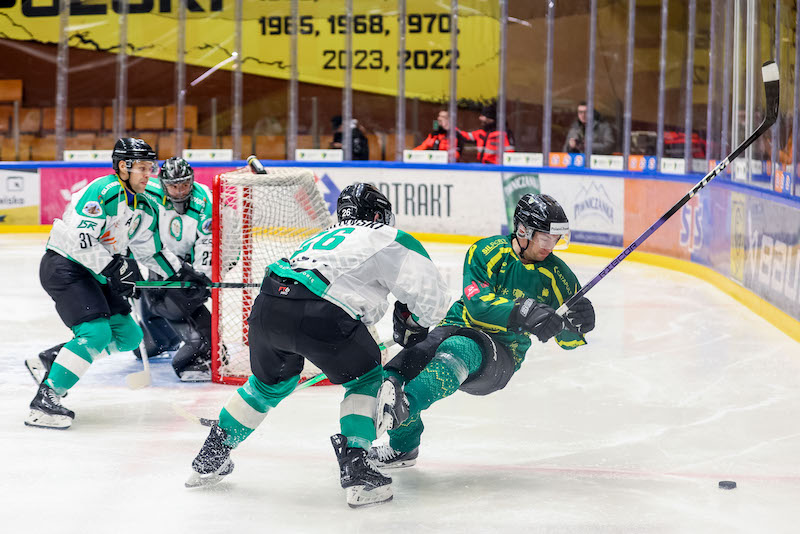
left=185, top=424, right=234, bottom=488
left=178, top=357, right=211, bottom=382
left=25, top=383, right=74, bottom=430
left=331, top=434, right=392, bottom=508
left=375, top=375, right=409, bottom=437
left=368, top=443, right=419, bottom=469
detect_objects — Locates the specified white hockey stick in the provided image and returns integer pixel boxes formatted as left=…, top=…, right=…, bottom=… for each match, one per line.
left=126, top=299, right=152, bottom=389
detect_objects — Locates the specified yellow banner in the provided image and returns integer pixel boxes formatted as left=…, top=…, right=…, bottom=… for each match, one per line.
left=0, top=0, right=500, bottom=102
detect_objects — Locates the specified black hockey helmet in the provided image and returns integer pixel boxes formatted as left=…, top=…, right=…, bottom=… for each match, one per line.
left=336, top=183, right=395, bottom=226
left=158, top=156, right=195, bottom=214
left=112, top=138, right=157, bottom=172
left=513, top=193, right=570, bottom=247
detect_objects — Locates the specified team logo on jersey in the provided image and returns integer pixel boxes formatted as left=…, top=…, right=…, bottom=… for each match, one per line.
left=77, top=220, right=97, bottom=230
left=127, top=214, right=142, bottom=239
left=170, top=216, right=183, bottom=240
left=82, top=201, right=103, bottom=217
left=201, top=217, right=212, bottom=234
left=464, top=281, right=480, bottom=300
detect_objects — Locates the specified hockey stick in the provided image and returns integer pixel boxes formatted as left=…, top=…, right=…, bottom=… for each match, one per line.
left=126, top=298, right=152, bottom=390
left=135, top=281, right=261, bottom=289
left=173, top=339, right=397, bottom=427
left=556, top=60, right=780, bottom=317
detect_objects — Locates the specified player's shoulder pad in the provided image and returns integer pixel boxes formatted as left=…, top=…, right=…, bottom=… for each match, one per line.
left=78, top=174, right=119, bottom=218
left=393, top=229, right=430, bottom=260
left=472, top=234, right=512, bottom=259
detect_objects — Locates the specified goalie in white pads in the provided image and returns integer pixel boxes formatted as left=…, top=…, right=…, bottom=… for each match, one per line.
left=23, top=138, right=184, bottom=429
left=186, top=183, right=450, bottom=508
left=137, top=156, right=215, bottom=381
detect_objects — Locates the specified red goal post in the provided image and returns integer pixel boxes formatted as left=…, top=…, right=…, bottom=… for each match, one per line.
left=210, top=165, right=387, bottom=385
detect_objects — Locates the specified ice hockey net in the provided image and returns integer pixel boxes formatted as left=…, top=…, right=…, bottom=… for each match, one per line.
left=211, top=165, right=387, bottom=386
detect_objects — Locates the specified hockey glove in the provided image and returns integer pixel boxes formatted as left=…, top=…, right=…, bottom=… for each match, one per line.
left=563, top=297, right=595, bottom=335
left=101, top=254, right=141, bottom=298
left=170, top=262, right=212, bottom=301
left=393, top=301, right=428, bottom=347
left=507, top=297, right=564, bottom=343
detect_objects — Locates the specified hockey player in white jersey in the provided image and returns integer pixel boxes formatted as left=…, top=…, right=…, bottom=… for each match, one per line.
left=186, top=183, right=450, bottom=508
left=136, top=156, right=214, bottom=381
left=24, top=138, right=186, bottom=430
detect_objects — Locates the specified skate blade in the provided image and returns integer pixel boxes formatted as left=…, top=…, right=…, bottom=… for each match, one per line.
left=185, top=459, right=233, bottom=488
left=179, top=371, right=211, bottom=382
left=24, top=409, right=72, bottom=430
left=374, top=458, right=416, bottom=469
left=346, top=485, right=393, bottom=508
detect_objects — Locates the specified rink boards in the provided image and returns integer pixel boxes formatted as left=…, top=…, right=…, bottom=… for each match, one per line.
left=0, top=160, right=798, bottom=330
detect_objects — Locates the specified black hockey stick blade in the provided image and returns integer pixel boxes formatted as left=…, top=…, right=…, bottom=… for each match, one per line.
left=247, top=155, right=267, bottom=174
left=556, top=59, right=779, bottom=316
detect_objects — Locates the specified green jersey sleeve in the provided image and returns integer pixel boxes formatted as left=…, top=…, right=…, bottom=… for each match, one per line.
left=459, top=236, right=518, bottom=333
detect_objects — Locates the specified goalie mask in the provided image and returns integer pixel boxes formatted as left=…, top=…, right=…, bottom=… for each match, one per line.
left=336, top=183, right=395, bottom=226
left=158, top=157, right=195, bottom=215
left=513, top=193, right=570, bottom=250
left=112, top=138, right=157, bottom=174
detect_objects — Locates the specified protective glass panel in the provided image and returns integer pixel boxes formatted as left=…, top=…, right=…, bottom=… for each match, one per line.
left=592, top=0, right=627, bottom=159
left=505, top=3, right=548, bottom=156
left=551, top=1, right=591, bottom=165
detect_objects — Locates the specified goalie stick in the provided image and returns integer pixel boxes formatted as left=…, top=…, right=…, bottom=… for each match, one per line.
left=556, top=60, right=780, bottom=317
left=125, top=299, right=152, bottom=389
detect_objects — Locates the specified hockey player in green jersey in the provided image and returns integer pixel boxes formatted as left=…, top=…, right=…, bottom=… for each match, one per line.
left=137, top=156, right=215, bottom=381
left=370, top=193, right=596, bottom=468
left=186, top=183, right=450, bottom=508
left=24, top=138, right=189, bottom=430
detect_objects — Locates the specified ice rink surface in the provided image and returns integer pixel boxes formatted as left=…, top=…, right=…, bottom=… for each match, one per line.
left=2, top=234, right=800, bottom=534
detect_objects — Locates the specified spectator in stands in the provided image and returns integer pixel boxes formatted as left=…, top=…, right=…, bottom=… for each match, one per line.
left=457, top=103, right=515, bottom=164
left=414, top=110, right=462, bottom=160
left=563, top=102, right=616, bottom=155
left=330, top=115, right=369, bottom=160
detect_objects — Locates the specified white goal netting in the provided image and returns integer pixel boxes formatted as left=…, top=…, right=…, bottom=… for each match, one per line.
left=211, top=165, right=387, bottom=385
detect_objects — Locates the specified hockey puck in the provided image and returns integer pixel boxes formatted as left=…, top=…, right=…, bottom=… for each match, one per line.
left=718, top=480, right=737, bottom=490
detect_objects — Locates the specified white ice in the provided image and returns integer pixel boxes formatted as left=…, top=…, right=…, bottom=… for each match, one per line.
left=1, top=235, right=799, bottom=534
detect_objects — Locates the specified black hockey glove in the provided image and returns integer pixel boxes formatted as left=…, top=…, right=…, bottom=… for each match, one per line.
left=563, top=297, right=595, bottom=335
left=101, top=254, right=141, bottom=299
left=393, top=301, right=428, bottom=347
left=507, top=297, right=564, bottom=343
left=170, top=262, right=212, bottom=302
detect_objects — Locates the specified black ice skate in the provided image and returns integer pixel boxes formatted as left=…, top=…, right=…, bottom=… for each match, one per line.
left=331, top=434, right=392, bottom=508
left=368, top=444, right=419, bottom=469
left=185, top=424, right=234, bottom=488
left=178, top=358, right=211, bottom=382
left=375, top=375, right=409, bottom=437
left=25, top=383, right=74, bottom=430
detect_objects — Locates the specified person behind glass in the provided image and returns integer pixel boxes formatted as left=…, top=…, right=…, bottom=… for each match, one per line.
left=330, top=115, right=370, bottom=160
left=414, top=110, right=462, bottom=161
left=563, top=101, right=616, bottom=155
left=457, top=103, right=515, bottom=164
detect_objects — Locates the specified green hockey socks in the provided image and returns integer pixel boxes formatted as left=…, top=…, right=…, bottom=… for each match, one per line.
left=388, top=335, right=483, bottom=452
left=339, top=365, right=383, bottom=450
left=45, top=316, right=142, bottom=395
left=218, top=374, right=300, bottom=447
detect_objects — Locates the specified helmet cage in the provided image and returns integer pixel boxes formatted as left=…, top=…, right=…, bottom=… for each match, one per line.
left=158, top=157, right=194, bottom=213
